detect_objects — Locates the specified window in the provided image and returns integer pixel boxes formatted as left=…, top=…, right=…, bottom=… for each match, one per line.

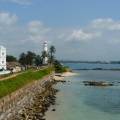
left=2, top=52, right=4, bottom=56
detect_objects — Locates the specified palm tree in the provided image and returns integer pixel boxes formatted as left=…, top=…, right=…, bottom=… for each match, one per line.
left=41, top=51, right=48, bottom=64
left=49, top=45, right=56, bottom=64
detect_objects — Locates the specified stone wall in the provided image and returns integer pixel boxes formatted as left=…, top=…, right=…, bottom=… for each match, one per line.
left=0, top=74, right=53, bottom=120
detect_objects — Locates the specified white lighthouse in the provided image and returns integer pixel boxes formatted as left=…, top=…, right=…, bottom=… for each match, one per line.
left=43, top=41, right=48, bottom=64
left=0, top=46, right=6, bottom=70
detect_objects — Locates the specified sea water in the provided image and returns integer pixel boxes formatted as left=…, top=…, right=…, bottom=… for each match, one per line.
left=45, top=63, right=120, bottom=120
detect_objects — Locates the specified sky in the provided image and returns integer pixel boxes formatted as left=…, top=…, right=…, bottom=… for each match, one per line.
left=0, top=0, right=120, bottom=61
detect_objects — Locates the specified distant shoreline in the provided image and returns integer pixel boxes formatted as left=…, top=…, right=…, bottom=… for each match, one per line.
left=60, top=61, right=120, bottom=64
left=72, top=68, right=120, bottom=71
left=61, top=62, right=120, bottom=71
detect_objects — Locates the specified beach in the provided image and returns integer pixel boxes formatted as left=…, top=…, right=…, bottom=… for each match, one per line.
left=53, top=72, right=77, bottom=81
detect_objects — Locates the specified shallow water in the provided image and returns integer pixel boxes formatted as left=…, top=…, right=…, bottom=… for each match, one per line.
left=45, top=70, right=120, bottom=120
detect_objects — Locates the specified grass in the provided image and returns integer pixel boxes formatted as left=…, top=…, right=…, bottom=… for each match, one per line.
left=0, top=67, right=53, bottom=98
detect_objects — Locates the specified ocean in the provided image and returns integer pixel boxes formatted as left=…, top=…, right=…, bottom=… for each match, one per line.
left=45, top=63, right=120, bottom=120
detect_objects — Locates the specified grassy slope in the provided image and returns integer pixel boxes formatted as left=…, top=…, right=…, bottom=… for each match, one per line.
left=0, top=67, right=52, bottom=98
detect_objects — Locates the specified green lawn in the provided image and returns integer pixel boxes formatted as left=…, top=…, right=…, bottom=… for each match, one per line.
left=0, top=67, right=53, bottom=98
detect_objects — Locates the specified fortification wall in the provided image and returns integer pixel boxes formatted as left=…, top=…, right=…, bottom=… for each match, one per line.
left=0, top=74, right=53, bottom=120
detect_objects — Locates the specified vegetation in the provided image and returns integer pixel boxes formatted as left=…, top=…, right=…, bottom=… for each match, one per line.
left=41, top=51, right=48, bottom=63
left=6, top=55, right=17, bottom=62
left=17, top=45, right=69, bottom=73
left=0, top=67, right=53, bottom=98
left=49, top=45, right=56, bottom=64
left=5, top=45, right=70, bottom=74
left=0, top=45, right=71, bottom=99
left=18, top=45, right=56, bottom=67
left=26, top=51, right=36, bottom=65
left=34, top=55, right=42, bottom=66
left=19, top=51, right=36, bottom=66
left=19, top=53, right=27, bottom=66
left=54, top=60, right=70, bottom=73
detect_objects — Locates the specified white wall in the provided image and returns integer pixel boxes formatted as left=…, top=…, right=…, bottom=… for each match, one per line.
left=0, top=46, right=6, bottom=70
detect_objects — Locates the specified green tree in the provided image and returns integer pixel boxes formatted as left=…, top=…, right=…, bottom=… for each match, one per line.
left=54, top=60, right=68, bottom=73
left=41, top=51, right=48, bottom=64
left=35, top=55, right=42, bottom=66
left=26, top=51, right=36, bottom=65
left=19, top=53, right=27, bottom=66
left=19, top=51, right=36, bottom=66
left=6, top=55, right=17, bottom=62
left=54, top=60, right=63, bottom=73
left=49, top=45, right=56, bottom=64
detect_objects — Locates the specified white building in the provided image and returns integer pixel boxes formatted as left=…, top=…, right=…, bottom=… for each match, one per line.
left=0, top=46, right=6, bottom=70
left=43, top=41, right=48, bottom=64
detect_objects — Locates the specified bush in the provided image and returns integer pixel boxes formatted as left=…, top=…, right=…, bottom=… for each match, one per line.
left=54, top=60, right=70, bottom=73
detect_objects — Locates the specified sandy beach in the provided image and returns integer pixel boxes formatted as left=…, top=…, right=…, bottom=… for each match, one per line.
left=53, top=72, right=77, bottom=81
left=62, top=72, right=77, bottom=77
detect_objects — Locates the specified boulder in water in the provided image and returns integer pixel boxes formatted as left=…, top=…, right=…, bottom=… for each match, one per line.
left=83, top=81, right=113, bottom=86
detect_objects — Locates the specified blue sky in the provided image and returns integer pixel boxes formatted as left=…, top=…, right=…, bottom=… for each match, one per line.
left=1, top=0, right=120, bottom=26
left=0, top=0, right=120, bottom=60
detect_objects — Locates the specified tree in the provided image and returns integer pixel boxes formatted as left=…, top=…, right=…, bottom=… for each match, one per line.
left=19, top=53, right=27, bottom=66
left=54, top=60, right=68, bottom=73
left=6, top=55, right=17, bottom=62
left=19, top=51, right=36, bottom=66
left=49, top=45, right=56, bottom=64
left=26, top=51, right=36, bottom=65
left=35, top=55, right=42, bottom=66
left=54, top=60, right=63, bottom=73
left=41, top=51, right=48, bottom=64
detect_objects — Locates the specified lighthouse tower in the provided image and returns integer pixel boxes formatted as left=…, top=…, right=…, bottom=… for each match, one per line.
left=43, top=41, right=48, bottom=64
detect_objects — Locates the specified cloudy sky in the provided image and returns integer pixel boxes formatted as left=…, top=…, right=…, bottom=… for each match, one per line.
left=0, top=0, right=120, bottom=61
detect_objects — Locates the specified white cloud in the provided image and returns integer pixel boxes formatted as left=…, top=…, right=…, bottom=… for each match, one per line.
left=0, top=12, right=51, bottom=51
left=1, top=12, right=120, bottom=60
left=0, top=12, right=17, bottom=25
left=58, top=18, right=120, bottom=43
left=28, top=21, right=50, bottom=35
left=67, top=29, right=101, bottom=41
left=91, top=18, right=120, bottom=30
left=27, top=21, right=51, bottom=43
left=1, top=0, right=32, bottom=5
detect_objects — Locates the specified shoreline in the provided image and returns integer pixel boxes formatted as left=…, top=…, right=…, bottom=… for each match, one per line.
left=0, top=71, right=76, bottom=120
left=44, top=71, right=77, bottom=120
left=53, top=71, right=77, bottom=81
left=10, top=81, right=58, bottom=120
left=14, top=71, right=76, bottom=120
left=0, top=74, right=54, bottom=120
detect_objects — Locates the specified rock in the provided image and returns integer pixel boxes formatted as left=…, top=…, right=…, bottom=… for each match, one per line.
left=83, top=81, right=113, bottom=86
left=52, top=108, right=56, bottom=111
left=7, top=81, right=58, bottom=120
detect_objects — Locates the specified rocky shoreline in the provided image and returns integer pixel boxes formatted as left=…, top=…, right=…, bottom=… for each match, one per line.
left=10, top=81, right=58, bottom=120
left=0, top=71, right=73, bottom=120
left=0, top=74, right=60, bottom=120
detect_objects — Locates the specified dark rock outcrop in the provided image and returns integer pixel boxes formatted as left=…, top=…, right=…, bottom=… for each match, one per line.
left=83, top=81, right=113, bottom=86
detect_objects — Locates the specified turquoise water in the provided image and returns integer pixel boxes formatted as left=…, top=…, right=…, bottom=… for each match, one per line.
left=45, top=64, right=120, bottom=120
